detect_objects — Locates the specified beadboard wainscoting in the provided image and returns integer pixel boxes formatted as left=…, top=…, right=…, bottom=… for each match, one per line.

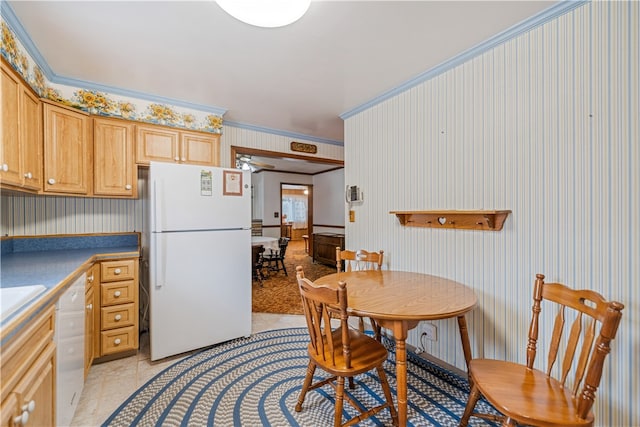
left=343, top=2, right=638, bottom=426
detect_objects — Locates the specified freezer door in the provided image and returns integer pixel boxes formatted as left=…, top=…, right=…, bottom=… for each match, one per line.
left=150, top=162, right=251, bottom=232
left=149, top=229, right=251, bottom=361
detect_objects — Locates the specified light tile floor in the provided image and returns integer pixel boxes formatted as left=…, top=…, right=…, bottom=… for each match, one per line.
left=70, top=313, right=307, bottom=426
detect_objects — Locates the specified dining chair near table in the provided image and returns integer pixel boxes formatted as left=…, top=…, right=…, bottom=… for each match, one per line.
left=251, top=245, right=267, bottom=286
left=460, top=273, right=624, bottom=427
left=264, top=237, right=289, bottom=276
left=295, top=266, right=398, bottom=427
left=336, top=247, right=384, bottom=339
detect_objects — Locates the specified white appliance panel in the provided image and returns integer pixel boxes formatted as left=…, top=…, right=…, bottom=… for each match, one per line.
left=150, top=162, right=251, bottom=232
left=149, top=229, right=251, bottom=361
left=55, top=275, right=85, bottom=427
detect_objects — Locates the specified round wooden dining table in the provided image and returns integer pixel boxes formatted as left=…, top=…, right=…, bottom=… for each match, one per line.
left=314, top=270, right=477, bottom=427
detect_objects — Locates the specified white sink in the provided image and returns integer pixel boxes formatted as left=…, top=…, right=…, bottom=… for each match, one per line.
left=1, top=285, right=47, bottom=321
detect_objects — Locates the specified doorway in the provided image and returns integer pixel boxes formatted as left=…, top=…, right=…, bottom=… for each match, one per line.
left=280, top=184, right=312, bottom=241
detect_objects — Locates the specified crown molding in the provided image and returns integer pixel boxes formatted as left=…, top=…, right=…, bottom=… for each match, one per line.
left=223, top=121, right=343, bottom=146
left=340, top=0, right=589, bottom=120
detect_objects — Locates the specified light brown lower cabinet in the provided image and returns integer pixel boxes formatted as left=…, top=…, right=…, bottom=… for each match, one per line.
left=0, top=305, right=56, bottom=427
left=98, top=258, right=139, bottom=357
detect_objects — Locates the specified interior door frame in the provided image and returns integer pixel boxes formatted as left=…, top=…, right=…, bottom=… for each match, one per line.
left=280, top=183, right=313, bottom=241
left=230, top=146, right=344, bottom=172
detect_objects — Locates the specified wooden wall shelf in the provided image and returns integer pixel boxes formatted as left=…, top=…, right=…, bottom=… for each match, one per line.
left=390, top=210, right=511, bottom=231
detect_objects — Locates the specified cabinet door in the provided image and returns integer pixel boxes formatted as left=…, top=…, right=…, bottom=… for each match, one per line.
left=136, top=125, right=179, bottom=165
left=180, top=131, right=220, bottom=166
left=94, top=118, right=136, bottom=197
left=43, top=102, right=92, bottom=194
left=20, top=86, right=42, bottom=191
left=12, top=342, right=56, bottom=427
left=0, top=63, right=22, bottom=186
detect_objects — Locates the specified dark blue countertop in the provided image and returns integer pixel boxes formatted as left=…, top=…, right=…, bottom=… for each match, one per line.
left=0, top=234, right=140, bottom=344
left=1, top=246, right=138, bottom=288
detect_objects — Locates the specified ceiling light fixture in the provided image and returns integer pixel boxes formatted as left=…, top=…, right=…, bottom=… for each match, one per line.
left=216, top=0, right=311, bottom=28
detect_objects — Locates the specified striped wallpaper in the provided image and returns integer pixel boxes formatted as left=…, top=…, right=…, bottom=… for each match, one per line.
left=344, top=2, right=637, bottom=425
left=0, top=126, right=343, bottom=236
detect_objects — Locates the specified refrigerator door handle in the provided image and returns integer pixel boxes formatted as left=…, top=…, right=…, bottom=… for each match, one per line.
left=154, top=236, right=166, bottom=289
left=153, top=180, right=163, bottom=232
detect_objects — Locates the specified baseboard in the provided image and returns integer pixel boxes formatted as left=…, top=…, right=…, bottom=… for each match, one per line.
left=368, top=321, right=468, bottom=378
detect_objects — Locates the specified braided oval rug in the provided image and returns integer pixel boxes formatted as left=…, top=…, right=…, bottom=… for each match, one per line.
left=103, top=328, right=499, bottom=426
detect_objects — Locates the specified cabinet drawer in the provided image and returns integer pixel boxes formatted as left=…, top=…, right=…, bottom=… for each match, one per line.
left=101, top=326, right=137, bottom=355
left=101, top=259, right=136, bottom=282
left=101, top=281, right=135, bottom=306
left=101, top=303, right=135, bottom=330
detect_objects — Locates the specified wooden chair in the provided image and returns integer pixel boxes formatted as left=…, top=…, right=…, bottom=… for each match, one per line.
left=336, top=247, right=384, bottom=339
left=337, top=248, right=384, bottom=273
left=295, top=266, right=398, bottom=427
left=251, top=245, right=267, bottom=286
left=460, top=273, right=624, bottom=427
left=265, top=237, right=289, bottom=275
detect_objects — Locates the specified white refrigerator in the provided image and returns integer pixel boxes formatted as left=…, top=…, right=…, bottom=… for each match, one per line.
left=147, top=162, right=252, bottom=361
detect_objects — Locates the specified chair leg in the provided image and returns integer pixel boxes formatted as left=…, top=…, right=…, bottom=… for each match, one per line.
left=335, top=376, right=345, bottom=427
left=370, top=318, right=382, bottom=341
left=296, top=361, right=316, bottom=412
left=254, top=267, right=264, bottom=287
left=376, top=366, right=398, bottom=426
left=280, top=258, right=287, bottom=275
left=459, top=382, right=481, bottom=427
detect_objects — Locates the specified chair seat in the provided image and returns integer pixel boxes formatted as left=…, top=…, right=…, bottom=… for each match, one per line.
left=309, top=328, right=388, bottom=377
left=469, top=359, right=594, bottom=427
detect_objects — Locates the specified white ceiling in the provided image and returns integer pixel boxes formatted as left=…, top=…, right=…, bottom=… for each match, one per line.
left=8, top=0, right=557, bottom=147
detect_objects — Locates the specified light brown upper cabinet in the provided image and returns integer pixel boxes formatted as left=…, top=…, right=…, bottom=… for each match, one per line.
left=136, top=124, right=220, bottom=166
left=1, top=61, right=43, bottom=192
left=93, top=117, right=136, bottom=197
left=43, top=99, right=92, bottom=195
left=180, top=131, right=220, bottom=166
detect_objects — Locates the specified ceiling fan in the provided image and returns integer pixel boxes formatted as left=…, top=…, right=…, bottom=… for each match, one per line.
left=236, top=155, right=275, bottom=171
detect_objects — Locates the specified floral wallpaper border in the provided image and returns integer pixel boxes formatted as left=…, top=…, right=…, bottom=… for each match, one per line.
left=1, top=20, right=223, bottom=133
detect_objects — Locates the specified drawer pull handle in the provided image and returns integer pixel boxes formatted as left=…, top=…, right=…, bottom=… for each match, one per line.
left=114, top=268, right=122, bottom=275
left=23, top=400, right=36, bottom=413
left=125, top=184, right=132, bottom=190
left=14, top=400, right=36, bottom=425
left=24, top=172, right=33, bottom=179
left=86, top=303, right=93, bottom=310
left=114, top=338, right=121, bottom=345
left=114, top=314, right=122, bottom=321
left=1, top=163, right=8, bottom=172
left=48, top=178, right=56, bottom=185
left=174, top=156, right=180, bottom=161
left=14, top=411, right=28, bottom=425
left=114, top=291, right=121, bottom=298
